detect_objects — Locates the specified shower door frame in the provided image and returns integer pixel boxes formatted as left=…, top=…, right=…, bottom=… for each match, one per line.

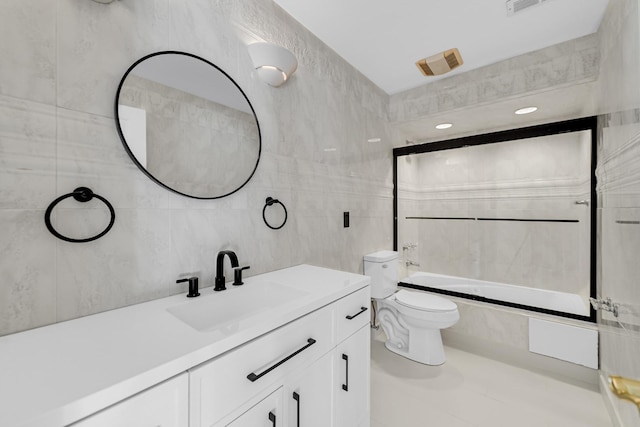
left=393, top=116, right=597, bottom=322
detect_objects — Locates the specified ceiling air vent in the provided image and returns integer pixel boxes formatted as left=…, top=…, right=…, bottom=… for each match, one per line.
left=415, top=48, right=463, bottom=77
left=506, top=0, right=549, bottom=16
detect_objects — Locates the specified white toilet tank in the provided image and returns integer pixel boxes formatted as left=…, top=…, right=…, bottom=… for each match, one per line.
left=364, top=251, right=399, bottom=299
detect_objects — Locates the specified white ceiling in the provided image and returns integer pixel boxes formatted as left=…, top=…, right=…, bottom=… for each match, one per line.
left=273, top=0, right=610, bottom=95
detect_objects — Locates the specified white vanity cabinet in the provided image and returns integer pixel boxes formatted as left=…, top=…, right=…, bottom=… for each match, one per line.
left=0, top=264, right=371, bottom=427
left=333, top=287, right=371, bottom=427
left=189, top=304, right=335, bottom=427
left=334, top=326, right=370, bottom=427
left=69, top=373, right=188, bottom=427
left=190, top=286, right=371, bottom=427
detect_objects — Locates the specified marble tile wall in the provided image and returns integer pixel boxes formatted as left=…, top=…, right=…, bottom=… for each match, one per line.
left=0, top=0, right=394, bottom=336
left=397, top=131, right=592, bottom=301
left=388, top=33, right=600, bottom=125
left=595, top=0, right=640, bottom=425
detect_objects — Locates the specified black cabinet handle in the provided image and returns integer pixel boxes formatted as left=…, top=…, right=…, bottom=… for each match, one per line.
left=292, top=391, right=300, bottom=427
left=269, top=411, right=276, bottom=426
left=342, top=353, right=349, bottom=391
left=247, top=338, right=317, bottom=382
left=345, top=306, right=368, bottom=320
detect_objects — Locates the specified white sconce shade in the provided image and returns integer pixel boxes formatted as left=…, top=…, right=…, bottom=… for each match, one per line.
left=248, top=42, right=298, bottom=87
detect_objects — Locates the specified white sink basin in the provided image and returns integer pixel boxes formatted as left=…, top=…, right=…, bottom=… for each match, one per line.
left=167, top=281, right=309, bottom=333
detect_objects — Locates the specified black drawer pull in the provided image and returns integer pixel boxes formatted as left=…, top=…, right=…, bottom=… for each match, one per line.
left=292, top=391, right=300, bottom=427
left=247, top=338, right=317, bottom=382
left=342, top=353, right=349, bottom=391
left=346, top=306, right=368, bottom=320
left=269, top=411, right=276, bottom=426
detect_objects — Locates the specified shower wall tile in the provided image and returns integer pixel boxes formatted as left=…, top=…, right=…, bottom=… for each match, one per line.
left=0, top=0, right=56, bottom=104
left=57, top=0, right=171, bottom=118
left=56, top=208, right=173, bottom=322
left=0, top=96, right=57, bottom=210
left=396, top=131, right=591, bottom=301
left=0, top=210, right=56, bottom=336
left=0, top=0, right=393, bottom=335
left=56, top=108, right=169, bottom=209
left=166, top=0, right=239, bottom=74
left=389, top=34, right=600, bottom=124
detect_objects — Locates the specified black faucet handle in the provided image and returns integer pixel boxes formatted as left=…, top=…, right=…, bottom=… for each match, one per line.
left=233, top=266, right=251, bottom=286
left=177, top=276, right=200, bottom=298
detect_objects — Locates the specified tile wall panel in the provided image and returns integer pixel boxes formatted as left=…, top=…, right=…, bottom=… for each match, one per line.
left=0, top=0, right=393, bottom=335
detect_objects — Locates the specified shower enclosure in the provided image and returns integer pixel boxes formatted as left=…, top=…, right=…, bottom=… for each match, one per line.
left=394, top=117, right=597, bottom=321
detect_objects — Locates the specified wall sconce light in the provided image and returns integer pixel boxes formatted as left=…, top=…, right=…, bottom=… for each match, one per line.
left=248, top=42, right=298, bottom=87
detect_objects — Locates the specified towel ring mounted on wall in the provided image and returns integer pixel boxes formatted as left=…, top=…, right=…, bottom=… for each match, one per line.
left=262, top=197, right=288, bottom=230
left=44, top=187, right=116, bottom=243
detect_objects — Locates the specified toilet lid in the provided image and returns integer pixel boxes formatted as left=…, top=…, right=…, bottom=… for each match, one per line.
left=395, top=290, right=457, bottom=312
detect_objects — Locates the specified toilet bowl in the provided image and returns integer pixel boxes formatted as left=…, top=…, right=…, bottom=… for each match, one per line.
left=364, top=251, right=459, bottom=365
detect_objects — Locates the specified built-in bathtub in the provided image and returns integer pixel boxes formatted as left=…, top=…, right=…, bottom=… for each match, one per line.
left=401, top=271, right=590, bottom=318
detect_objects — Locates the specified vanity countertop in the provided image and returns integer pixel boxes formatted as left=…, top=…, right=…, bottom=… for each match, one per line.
left=0, top=264, right=370, bottom=427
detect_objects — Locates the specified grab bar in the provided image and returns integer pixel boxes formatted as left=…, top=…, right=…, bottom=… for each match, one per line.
left=405, top=216, right=579, bottom=223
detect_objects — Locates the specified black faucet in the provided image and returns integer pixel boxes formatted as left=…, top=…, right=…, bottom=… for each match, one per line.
left=214, top=250, right=239, bottom=291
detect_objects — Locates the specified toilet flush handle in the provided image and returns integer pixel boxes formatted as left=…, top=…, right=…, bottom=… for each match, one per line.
left=382, top=263, right=388, bottom=269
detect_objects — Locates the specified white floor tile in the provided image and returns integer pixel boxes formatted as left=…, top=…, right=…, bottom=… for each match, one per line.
left=371, top=339, right=612, bottom=427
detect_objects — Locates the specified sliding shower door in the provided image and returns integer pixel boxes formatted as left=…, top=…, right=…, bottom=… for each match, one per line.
left=394, top=117, right=597, bottom=321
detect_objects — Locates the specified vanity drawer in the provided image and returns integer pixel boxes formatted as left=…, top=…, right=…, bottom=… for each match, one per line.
left=189, top=305, right=334, bottom=427
left=336, top=286, right=370, bottom=343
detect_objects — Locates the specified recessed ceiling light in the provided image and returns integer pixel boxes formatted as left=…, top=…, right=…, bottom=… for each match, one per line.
left=515, top=106, right=538, bottom=115
left=367, top=137, right=381, bottom=143
left=435, top=123, right=453, bottom=130
left=323, top=148, right=337, bottom=152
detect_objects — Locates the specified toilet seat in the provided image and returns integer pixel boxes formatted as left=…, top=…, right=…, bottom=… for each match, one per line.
left=395, top=289, right=457, bottom=312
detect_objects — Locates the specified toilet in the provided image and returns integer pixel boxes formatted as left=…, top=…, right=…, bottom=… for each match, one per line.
left=364, top=250, right=459, bottom=365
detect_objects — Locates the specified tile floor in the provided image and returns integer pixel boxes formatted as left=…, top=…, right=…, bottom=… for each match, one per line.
left=370, top=339, right=612, bottom=427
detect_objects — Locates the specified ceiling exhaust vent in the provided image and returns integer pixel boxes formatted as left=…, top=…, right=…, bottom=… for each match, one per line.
left=415, top=48, right=463, bottom=77
left=506, top=0, right=549, bottom=16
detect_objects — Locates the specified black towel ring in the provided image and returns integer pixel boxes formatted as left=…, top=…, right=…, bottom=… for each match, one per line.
left=262, top=197, right=288, bottom=230
left=44, top=187, right=116, bottom=243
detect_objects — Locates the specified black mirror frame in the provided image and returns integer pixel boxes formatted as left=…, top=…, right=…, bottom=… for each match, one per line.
left=114, top=51, right=261, bottom=200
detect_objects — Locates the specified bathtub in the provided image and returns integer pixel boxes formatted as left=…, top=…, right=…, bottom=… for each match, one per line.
left=401, top=271, right=589, bottom=317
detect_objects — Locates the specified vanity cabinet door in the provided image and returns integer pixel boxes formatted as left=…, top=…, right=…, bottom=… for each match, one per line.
left=333, top=326, right=370, bottom=427
left=226, top=387, right=283, bottom=427
left=69, top=373, right=188, bottom=427
left=284, top=351, right=333, bottom=427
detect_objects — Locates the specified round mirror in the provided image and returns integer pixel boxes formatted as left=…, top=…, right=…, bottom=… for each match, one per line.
left=115, top=51, right=261, bottom=199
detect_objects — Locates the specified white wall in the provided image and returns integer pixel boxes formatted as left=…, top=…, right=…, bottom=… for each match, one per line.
left=0, top=0, right=394, bottom=336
